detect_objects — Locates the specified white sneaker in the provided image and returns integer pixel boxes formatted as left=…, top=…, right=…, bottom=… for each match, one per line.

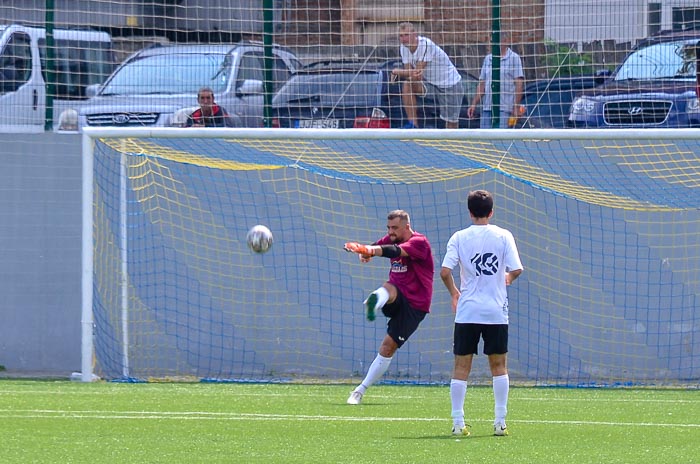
left=494, top=422, right=508, bottom=436
left=347, top=390, right=363, bottom=405
left=451, top=424, right=471, bottom=436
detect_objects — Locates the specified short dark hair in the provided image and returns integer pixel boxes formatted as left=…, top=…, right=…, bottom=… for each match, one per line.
left=399, top=22, right=416, bottom=33
left=467, top=190, right=493, bottom=218
left=197, top=87, right=214, bottom=100
left=387, top=209, right=410, bottom=224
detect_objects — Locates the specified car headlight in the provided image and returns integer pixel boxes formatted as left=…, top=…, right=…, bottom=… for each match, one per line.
left=687, top=97, right=700, bottom=114
left=570, top=96, right=596, bottom=115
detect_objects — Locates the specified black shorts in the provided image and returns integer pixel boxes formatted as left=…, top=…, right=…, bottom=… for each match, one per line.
left=382, top=289, right=427, bottom=348
left=453, top=323, right=508, bottom=356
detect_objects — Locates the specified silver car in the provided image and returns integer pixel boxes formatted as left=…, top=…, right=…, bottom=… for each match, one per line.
left=75, top=42, right=301, bottom=129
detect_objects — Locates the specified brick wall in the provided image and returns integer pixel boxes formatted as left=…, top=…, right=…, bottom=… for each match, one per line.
left=268, top=1, right=626, bottom=79
left=280, top=1, right=543, bottom=45
left=277, top=1, right=552, bottom=77
left=281, top=0, right=343, bottom=46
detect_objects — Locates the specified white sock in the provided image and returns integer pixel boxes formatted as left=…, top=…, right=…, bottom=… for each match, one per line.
left=493, top=374, right=509, bottom=424
left=450, top=379, right=467, bottom=427
left=356, top=354, right=392, bottom=394
left=368, top=286, right=390, bottom=310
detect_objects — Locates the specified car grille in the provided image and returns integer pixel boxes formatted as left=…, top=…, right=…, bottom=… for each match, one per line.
left=86, top=112, right=160, bottom=126
left=603, top=100, right=672, bottom=125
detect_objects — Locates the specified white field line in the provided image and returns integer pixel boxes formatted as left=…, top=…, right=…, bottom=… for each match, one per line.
left=0, top=390, right=698, bottom=405
left=0, top=409, right=698, bottom=428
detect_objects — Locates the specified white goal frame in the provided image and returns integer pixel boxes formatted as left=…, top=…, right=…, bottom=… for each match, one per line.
left=80, top=127, right=700, bottom=382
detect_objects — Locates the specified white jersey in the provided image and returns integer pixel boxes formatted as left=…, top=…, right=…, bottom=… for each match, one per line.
left=400, top=36, right=461, bottom=88
left=441, top=224, right=523, bottom=324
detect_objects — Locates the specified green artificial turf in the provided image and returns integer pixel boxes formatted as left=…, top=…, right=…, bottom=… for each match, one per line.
left=0, top=380, right=697, bottom=463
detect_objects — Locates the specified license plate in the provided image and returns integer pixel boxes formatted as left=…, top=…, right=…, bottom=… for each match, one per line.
left=295, top=119, right=339, bottom=129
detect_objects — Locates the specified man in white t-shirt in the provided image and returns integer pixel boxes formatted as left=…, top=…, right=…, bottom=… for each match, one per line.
left=440, top=190, right=523, bottom=437
left=468, top=33, right=525, bottom=128
left=391, top=22, right=464, bottom=129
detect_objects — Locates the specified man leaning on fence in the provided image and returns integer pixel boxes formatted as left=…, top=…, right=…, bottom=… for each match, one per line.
left=391, top=22, right=464, bottom=129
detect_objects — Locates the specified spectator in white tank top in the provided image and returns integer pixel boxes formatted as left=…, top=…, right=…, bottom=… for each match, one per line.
left=391, top=22, right=464, bottom=129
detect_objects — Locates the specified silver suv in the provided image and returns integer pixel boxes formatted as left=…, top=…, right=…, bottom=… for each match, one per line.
left=74, top=41, right=301, bottom=129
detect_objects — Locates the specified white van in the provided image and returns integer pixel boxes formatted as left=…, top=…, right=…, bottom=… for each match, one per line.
left=0, top=24, right=115, bottom=132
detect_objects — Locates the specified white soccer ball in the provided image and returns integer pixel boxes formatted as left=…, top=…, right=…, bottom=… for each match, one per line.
left=246, top=225, right=273, bottom=254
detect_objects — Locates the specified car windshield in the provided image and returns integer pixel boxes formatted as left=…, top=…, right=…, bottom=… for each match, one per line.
left=100, top=52, right=230, bottom=95
left=273, top=72, right=382, bottom=107
left=615, top=39, right=698, bottom=81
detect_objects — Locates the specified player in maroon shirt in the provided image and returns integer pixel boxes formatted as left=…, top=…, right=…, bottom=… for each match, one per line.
left=344, top=209, right=434, bottom=405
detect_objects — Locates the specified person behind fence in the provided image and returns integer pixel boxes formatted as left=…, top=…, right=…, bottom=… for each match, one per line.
left=467, top=33, right=524, bottom=128
left=186, top=87, right=235, bottom=127
left=391, top=22, right=464, bottom=129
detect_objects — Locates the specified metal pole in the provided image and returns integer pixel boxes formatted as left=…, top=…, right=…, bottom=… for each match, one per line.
left=490, top=0, right=501, bottom=128
left=696, top=41, right=699, bottom=100
left=262, top=0, right=275, bottom=128
left=44, top=0, right=56, bottom=131
left=119, top=147, right=130, bottom=379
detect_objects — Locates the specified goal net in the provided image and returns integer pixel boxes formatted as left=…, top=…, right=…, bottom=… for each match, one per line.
left=82, top=127, right=700, bottom=386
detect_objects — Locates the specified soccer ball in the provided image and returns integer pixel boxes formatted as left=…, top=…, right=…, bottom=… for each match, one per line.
left=246, top=225, right=273, bottom=253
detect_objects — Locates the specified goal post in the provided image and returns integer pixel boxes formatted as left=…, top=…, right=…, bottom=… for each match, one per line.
left=81, top=132, right=94, bottom=383
left=81, top=127, right=700, bottom=386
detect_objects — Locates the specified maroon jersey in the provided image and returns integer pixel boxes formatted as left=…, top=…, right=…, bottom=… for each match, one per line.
left=376, top=232, right=434, bottom=312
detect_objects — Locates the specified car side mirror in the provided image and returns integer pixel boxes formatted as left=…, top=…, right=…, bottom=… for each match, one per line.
left=237, top=79, right=264, bottom=95
left=593, top=69, right=611, bottom=85
left=85, top=83, right=100, bottom=98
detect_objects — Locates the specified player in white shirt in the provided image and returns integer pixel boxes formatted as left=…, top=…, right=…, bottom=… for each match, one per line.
left=391, top=22, right=464, bottom=129
left=440, top=190, right=523, bottom=437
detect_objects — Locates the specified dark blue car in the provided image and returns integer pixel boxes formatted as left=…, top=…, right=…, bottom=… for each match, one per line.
left=519, top=75, right=605, bottom=128
left=271, top=59, right=479, bottom=129
left=568, top=30, right=700, bottom=128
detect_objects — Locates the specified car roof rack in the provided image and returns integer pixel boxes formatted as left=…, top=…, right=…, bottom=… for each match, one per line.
left=640, top=27, right=700, bottom=47
left=300, top=57, right=400, bottom=70
left=236, top=39, right=296, bottom=53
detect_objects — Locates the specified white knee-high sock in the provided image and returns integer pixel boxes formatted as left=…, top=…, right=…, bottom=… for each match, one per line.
left=450, top=379, right=467, bottom=427
left=370, top=286, right=390, bottom=310
left=493, top=374, right=509, bottom=424
left=356, top=354, right=392, bottom=394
